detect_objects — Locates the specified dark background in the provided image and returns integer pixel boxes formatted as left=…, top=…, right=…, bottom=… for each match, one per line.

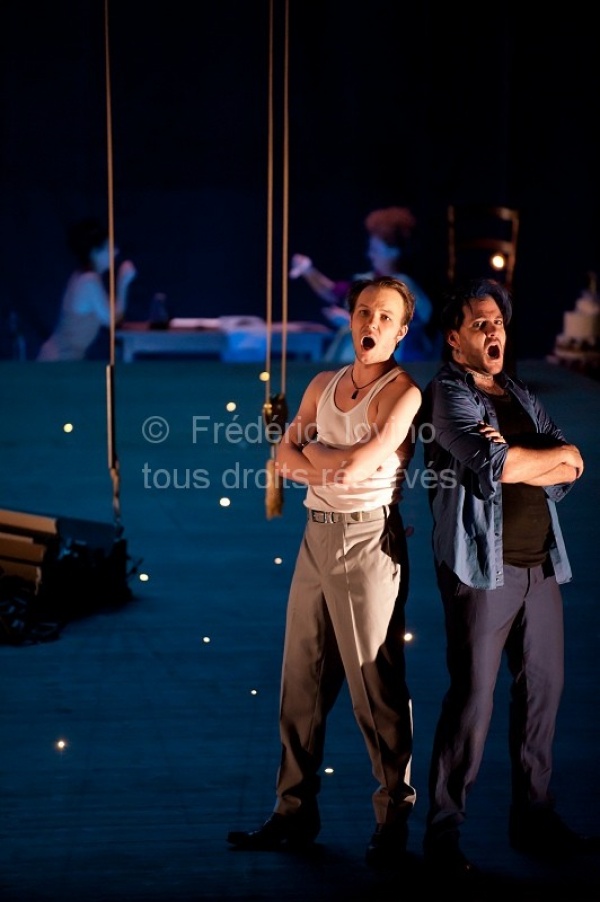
left=1, top=0, right=598, bottom=361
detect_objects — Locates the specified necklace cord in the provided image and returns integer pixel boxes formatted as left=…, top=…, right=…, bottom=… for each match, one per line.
left=350, top=366, right=392, bottom=391
left=350, top=367, right=384, bottom=391
left=350, top=366, right=396, bottom=400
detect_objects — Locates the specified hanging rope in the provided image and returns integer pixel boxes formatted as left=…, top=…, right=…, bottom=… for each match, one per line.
left=263, top=0, right=290, bottom=519
left=279, top=0, right=290, bottom=387
left=103, top=0, right=122, bottom=533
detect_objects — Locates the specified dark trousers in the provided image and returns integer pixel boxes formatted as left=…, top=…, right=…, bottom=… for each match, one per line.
left=426, top=562, right=564, bottom=835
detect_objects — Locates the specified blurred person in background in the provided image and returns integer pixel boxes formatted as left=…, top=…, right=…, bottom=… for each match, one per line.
left=37, top=217, right=136, bottom=361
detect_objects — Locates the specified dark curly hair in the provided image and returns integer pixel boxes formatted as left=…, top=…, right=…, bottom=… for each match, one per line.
left=439, top=277, right=512, bottom=361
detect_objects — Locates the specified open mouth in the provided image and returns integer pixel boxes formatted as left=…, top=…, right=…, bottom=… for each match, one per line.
left=361, top=335, right=376, bottom=350
left=487, top=344, right=501, bottom=360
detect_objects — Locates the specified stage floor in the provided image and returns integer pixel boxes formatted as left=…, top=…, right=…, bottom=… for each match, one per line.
left=1, top=358, right=599, bottom=901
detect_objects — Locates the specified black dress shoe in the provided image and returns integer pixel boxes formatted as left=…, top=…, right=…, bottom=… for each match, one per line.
left=365, top=822, right=408, bottom=869
left=227, top=812, right=320, bottom=850
left=509, top=806, right=600, bottom=859
left=423, top=829, right=479, bottom=880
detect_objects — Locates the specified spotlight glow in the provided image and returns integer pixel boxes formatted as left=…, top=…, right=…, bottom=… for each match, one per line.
left=274, top=557, right=283, bottom=565
left=250, top=689, right=258, bottom=696
left=324, top=767, right=334, bottom=774
left=63, top=423, right=74, bottom=433
left=202, top=636, right=211, bottom=643
left=226, top=402, right=237, bottom=412
left=490, top=253, right=506, bottom=271
left=139, top=573, right=149, bottom=582
left=219, top=497, right=231, bottom=508
left=259, top=371, right=269, bottom=382
left=55, top=739, right=67, bottom=751
left=404, top=632, right=414, bottom=643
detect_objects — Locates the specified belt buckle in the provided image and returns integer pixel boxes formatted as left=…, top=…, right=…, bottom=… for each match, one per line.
left=310, top=510, right=327, bottom=523
left=349, top=511, right=363, bottom=522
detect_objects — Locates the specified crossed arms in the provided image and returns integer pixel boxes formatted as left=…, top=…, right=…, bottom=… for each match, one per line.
left=432, top=378, right=584, bottom=493
left=275, top=370, right=422, bottom=487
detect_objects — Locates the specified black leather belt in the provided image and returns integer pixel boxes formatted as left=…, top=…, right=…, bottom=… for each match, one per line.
left=307, top=508, right=386, bottom=524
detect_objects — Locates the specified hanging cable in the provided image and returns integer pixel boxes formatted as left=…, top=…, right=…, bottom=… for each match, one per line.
left=264, top=0, right=274, bottom=384
left=263, top=0, right=290, bottom=519
left=103, top=0, right=122, bottom=533
left=280, top=0, right=290, bottom=387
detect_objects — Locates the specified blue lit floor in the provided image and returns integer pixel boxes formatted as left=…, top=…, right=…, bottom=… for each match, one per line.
left=1, top=359, right=599, bottom=901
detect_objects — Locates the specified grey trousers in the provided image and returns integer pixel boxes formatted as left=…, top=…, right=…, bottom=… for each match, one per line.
left=274, top=504, right=415, bottom=826
left=426, top=562, right=564, bottom=835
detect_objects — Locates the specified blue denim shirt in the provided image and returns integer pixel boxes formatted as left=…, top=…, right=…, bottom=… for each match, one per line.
left=423, top=361, right=574, bottom=588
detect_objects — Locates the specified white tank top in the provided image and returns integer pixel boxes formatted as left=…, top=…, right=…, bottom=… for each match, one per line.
left=305, top=365, right=411, bottom=513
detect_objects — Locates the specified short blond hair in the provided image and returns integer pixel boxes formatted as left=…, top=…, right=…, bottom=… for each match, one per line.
left=348, top=276, right=416, bottom=327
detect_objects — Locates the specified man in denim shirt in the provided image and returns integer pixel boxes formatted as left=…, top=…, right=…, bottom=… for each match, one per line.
left=421, top=278, right=597, bottom=879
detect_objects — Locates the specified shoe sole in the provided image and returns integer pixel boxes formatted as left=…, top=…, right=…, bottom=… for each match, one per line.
left=227, top=830, right=318, bottom=851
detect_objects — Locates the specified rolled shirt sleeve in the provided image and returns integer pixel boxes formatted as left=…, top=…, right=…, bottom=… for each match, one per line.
left=425, top=362, right=574, bottom=588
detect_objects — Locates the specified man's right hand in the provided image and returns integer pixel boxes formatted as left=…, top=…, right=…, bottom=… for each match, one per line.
left=562, top=443, right=584, bottom=477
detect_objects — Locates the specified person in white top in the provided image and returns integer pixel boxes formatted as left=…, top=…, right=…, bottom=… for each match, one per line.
left=37, top=218, right=137, bottom=361
left=228, top=276, right=422, bottom=869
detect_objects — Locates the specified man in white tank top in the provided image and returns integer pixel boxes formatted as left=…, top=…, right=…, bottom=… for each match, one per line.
left=228, top=277, right=423, bottom=868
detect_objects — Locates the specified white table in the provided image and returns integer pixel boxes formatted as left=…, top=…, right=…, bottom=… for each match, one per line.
left=116, top=320, right=333, bottom=363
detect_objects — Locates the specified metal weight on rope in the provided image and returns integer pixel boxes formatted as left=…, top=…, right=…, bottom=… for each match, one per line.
left=263, top=393, right=288, bottom=520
